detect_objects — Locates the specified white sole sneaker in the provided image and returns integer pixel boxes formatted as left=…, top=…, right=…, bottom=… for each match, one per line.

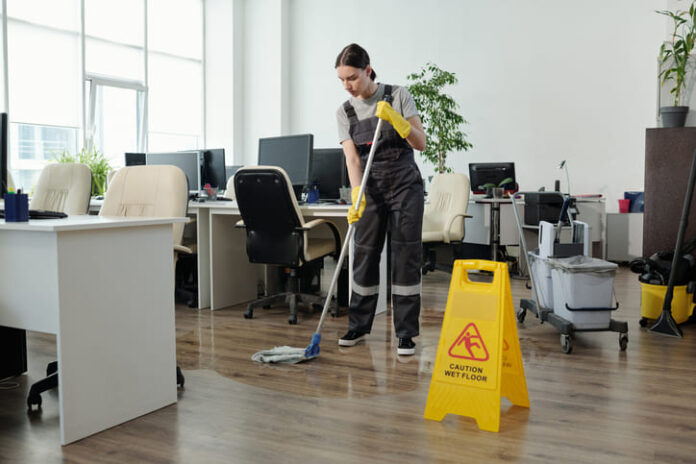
left=338, top=334, right=365, bottom=346
left=397, top=346, right=416, bottom=356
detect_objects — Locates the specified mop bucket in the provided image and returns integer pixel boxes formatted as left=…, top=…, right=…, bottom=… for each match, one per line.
left=527, top=249, right=554, bottom=310
left=640, top=282, right=695, bottom=325
left=549, top=256, right=618, bottom=330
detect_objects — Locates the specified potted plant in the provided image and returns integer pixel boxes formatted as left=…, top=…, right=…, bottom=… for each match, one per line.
left=406, top=63, right=472, bottom=173
left=53, top=147, right=112, bottom=196
left=657, top=3, right=696, bottom=127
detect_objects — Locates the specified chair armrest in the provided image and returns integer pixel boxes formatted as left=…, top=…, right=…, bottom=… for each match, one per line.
left=174, top=244, right=193, bottom=255
left=301, top=218, right=342, bottom=258
left=443, top=213, right=470, bottom=244
left=234, top=219, right=245, bottom=229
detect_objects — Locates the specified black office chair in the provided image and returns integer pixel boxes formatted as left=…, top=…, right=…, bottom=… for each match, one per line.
left=234, top=166, right=341, bottom=324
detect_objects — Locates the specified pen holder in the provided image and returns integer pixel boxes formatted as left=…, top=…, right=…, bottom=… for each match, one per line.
left=4, top=192, right=29, bottom=222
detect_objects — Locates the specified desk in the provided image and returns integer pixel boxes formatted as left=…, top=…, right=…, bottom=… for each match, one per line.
left=464, top=196, right=606, bottom=261
left=470, top=197, right=512, bottom=260
left=189, top=201, right=387, bottom=314
left=0, top=215, right=186, bottom=445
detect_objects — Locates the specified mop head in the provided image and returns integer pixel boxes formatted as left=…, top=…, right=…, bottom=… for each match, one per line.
left=251, top=334, right=322, bottom=364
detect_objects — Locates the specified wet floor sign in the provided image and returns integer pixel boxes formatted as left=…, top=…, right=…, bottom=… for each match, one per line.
left=424, top=260, right=529, bottom=432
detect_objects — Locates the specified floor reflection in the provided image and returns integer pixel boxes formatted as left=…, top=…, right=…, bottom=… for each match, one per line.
left=175, top=306, right=447, bottom=399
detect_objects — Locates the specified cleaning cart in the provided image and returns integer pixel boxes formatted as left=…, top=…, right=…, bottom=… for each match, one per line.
left=511, top=195, right=629, bottom=354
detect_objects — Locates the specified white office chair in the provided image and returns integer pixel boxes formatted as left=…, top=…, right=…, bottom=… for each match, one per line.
left=422, top=172, right=471, bottom=274
left=30, top=163, right=92, bottom=214
left=106, top=169, right=118, bottom=190
left=224, top=174, right=235, bottom=200
left=101, top=165, right=192, bottom=257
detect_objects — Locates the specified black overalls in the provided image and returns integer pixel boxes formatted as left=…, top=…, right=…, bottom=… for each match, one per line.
left=343, top=85, right=424, bottom=339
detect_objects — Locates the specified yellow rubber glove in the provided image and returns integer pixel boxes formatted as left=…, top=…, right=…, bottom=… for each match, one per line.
left=376, top=101, right=411, bottom=139
left=347, top=187, right=366, bottom=224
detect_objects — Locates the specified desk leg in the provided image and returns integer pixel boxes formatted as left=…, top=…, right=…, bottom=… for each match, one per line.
left=196, top=208, right=211, bottom=309
left=55, top=225, right=177, bottom=445
left=491, top=202, right=501, bottom=261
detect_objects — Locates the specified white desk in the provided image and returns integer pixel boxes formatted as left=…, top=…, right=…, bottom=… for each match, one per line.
left=0, top=215, right=187, bottom=445
left=189, top=201, right=387, bottom=313
left=464, top=196, right=606, bottom=257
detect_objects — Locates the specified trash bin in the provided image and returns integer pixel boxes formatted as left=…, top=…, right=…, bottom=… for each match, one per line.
left=528, top=249, right=554, bottom=310
left=549, top=256, right=618, bottom=329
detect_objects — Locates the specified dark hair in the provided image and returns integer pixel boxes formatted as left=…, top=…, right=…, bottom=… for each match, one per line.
left=335, top=43, right=376, bottom=81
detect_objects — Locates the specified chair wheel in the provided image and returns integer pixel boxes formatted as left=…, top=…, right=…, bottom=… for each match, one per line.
left=243, top=310, right=253, bottom=319
left=288, top=315, right=298, bottom=325
left=639, top=318, right=648, bottom=327
left=27, top=393, right=42, bottom=410
left=176, top=366, right=185, bottom=387
left=619, top=333, right=628, bottom=351
left=560, top=334, right=573, bottom=354
left=516, top=309, right=526, bottom=323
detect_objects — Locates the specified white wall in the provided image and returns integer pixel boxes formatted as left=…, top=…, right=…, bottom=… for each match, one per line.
left=207, top=0, right=667, bottom=210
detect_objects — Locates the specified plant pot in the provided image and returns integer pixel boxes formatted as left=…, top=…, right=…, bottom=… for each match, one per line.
left=660, top=106, right=689, bottom=128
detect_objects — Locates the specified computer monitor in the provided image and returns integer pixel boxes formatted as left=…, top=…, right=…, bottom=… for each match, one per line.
left=147, top=151, right=200, bottom=193
left=311, top=148, right=347, bottom=201
left=468, top=162, right=517, bottom=194
left=0, top=113, right=7, bottom=199
left=225, top=165, right=244, bottom=184
left=258, top=134, right=314, bottom=192
left=125, top=152, right=146, bottom=166
left=198, top=148, right=226, bottom=189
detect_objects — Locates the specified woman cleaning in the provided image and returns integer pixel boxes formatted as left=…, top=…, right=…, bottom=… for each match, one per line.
left=335, top=43, right=426, bottom=356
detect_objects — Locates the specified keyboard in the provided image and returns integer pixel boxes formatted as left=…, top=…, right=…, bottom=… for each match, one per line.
left=29, top=210, right=68, bottom=219
left=0, top=210, right=68, bottom=220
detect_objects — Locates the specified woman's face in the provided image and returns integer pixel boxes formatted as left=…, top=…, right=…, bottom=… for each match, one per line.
left=336, top=64, right=373, bottom=99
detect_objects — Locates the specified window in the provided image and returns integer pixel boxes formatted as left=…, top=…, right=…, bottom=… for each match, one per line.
left=1, top=0, right=204, bottom=189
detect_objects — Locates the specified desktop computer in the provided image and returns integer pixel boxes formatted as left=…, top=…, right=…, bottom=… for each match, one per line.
left=0, top=327, right=27, bottom=379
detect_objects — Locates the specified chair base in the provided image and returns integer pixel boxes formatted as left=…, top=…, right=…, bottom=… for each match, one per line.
left=27, top=362, right=186, bottom=410
left=244, top=292, right=332, bottom=325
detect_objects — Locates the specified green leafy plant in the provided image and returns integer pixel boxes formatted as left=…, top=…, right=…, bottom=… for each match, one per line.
left=53, top=147, right=112, bottom=196
left=480, top=177, right=514, bottom=190
left=406, top=63, right=472, bottom=173
left=657, top=3, right=696, bottom=106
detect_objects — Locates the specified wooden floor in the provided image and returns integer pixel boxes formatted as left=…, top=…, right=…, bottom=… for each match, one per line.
left=2, top=267, right=696, bottom=463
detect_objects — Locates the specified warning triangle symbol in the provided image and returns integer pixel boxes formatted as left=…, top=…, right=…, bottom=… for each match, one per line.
left=448, top=323, right=489, bottom=361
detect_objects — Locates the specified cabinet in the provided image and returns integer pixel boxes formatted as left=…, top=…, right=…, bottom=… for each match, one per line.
left=606, top=213, right=643, bottom=262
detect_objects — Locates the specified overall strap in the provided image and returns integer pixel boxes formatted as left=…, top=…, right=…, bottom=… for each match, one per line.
left=382, top=84, right=393, bottom=104
left=343, top=100, right=359, bottom=126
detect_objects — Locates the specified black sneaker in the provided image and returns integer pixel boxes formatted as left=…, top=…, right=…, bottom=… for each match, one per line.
left=338, top=331, right=366, bottom=346
left=397, top=338, right=416, bottom=356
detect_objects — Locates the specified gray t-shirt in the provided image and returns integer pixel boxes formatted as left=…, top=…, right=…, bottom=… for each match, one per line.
left=336, top=83, right=418, bottom=143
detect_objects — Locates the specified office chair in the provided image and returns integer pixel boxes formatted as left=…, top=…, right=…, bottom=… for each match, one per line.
left=234, top=166, right=341, bottom=324
left=27, top=165, right=188, bottom=409
left=224, top=174, right=236, bottom=200
left=421, top=172, right=472, bottom=274
left=30, top=163, right=92, bottom=214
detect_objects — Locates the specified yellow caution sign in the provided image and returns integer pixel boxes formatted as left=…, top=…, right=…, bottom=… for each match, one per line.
left=424, top=260, right=529, bottom=432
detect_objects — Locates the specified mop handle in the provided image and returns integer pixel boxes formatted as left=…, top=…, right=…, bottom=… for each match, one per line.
left=313, top=118, right=384, bottom=334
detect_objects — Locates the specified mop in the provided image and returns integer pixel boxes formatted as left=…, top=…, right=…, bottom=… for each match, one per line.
left=251, top=118, right=384, bottom=363
left=649, top=149, right=696, bottom=337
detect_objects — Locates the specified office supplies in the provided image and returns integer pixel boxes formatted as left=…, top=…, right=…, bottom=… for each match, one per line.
left=258, top=134, right=313, bottom=200
left=468, top=162, right=516, bottom=194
